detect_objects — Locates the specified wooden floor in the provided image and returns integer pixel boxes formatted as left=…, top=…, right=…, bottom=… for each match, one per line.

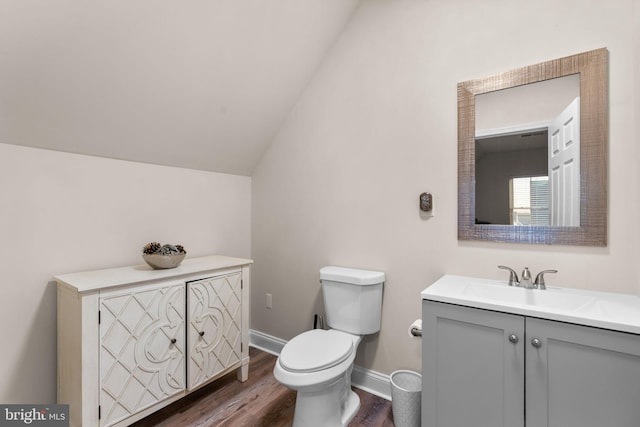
left=132, top=347, right=394, bottom=427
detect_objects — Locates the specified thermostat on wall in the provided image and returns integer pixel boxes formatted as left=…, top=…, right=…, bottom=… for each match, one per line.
left=420, top=192, right=433, bottom=213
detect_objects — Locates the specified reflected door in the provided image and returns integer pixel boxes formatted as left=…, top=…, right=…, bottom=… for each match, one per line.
left=549, top=97, right=580, bottom=226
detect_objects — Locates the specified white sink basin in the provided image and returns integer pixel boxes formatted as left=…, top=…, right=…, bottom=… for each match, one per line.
left=461, top=282, right=595, bottom=311
left=577, top=296, right=640, bottom=321
left=422, top=275, right=640, bottom=334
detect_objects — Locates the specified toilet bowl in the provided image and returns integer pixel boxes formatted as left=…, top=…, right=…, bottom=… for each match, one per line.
left=273, top=266, right=385, bottom=427
left=273, top=329, right=362, bottom=427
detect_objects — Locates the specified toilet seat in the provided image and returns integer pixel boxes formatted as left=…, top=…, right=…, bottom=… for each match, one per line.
left=280, top=329, right=354, bottom=373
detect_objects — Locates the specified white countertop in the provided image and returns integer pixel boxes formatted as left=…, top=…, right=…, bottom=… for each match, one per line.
left=422, top=274, right=640, bottom=334
left=55, top=254, right=253, bottom=293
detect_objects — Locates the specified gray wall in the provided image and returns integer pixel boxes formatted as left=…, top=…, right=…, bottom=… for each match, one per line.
left=476, top=147, right=548, bottom=225
left=251, top=0, right=639, bottom=377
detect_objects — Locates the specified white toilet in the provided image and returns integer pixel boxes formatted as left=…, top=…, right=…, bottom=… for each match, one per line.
left=273, top=266, right=385, bottom=427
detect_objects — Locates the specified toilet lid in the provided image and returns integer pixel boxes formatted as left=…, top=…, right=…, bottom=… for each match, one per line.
left=279, top=329, right=354, bottom=373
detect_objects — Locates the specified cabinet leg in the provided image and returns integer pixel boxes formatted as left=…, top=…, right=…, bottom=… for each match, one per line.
left=237, top=357, right=250, bottom=382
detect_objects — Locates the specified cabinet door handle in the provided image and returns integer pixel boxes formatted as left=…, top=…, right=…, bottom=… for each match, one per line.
left=531, top=338, right=542, bottom=348
left=199, top=331, right=205, bottom=337
left=508, top=334, right=519, bottom=344
left=170, top=338, right=177, bottom=344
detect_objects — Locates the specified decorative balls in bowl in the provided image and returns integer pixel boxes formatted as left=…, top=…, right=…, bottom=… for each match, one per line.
left=142, top=242, right=187, bottom=269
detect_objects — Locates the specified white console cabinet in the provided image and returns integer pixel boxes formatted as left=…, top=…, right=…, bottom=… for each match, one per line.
left=56, top=255, right=252, bottom=427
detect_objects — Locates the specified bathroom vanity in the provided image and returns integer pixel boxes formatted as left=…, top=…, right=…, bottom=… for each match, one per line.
left=421, top=275, right=640, bottom=427
left=55, top=255, right=252, bottom=427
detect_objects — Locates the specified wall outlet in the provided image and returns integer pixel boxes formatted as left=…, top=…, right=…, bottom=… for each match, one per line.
left=266, top=293, right=273, bottom=309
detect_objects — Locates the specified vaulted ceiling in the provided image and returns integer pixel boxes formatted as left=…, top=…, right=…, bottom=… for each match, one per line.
left=0, top=0, right=360, bottom=175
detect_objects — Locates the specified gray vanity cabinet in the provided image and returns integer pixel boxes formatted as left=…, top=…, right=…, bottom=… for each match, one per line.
left=526, top=317, right=640, bottom=427
left=422, top=300, right=525, bottom=427
left=422, top=300, right=640, bottom=427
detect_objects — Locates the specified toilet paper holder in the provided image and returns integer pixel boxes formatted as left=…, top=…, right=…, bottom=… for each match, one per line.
left=410, top=325, right=422, bottom=337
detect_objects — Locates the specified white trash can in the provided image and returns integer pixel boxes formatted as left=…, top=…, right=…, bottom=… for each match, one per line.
left=390, top=370, right=422, bottom=427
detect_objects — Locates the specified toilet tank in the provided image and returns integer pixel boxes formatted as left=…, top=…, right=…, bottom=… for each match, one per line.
left=320, top=266, right=385, bottom=335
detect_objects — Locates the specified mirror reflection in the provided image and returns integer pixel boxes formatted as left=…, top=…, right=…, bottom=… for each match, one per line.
left=475, top=74, right=580, bottom=226
left=457, top=48, right=608, bottom=246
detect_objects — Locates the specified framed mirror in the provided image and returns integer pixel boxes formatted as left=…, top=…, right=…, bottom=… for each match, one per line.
left=458, top=48, right=608, bottom=245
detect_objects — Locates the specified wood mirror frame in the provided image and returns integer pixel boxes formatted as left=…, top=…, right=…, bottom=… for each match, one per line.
left=458, top=48, right=608, bottom=245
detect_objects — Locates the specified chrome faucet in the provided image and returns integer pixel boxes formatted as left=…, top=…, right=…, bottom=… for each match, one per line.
left=534, top=270, right=558, bottom=290
left=520, top=267, right=534, bottom=289
left=498, top=266, right=557, bottom=290
left=498, top=265, right=519, bottom=286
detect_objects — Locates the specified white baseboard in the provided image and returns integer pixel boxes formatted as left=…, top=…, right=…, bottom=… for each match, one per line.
left=249, top=329, right=287, bottom=356
left=351, top=365, right=391, bottom=400
left=249, top=329, right=391, bottom=401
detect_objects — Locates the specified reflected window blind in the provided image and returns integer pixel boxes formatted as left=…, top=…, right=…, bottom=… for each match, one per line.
left=530, top=177, right=549, bottom=225
left=510, top=176, right=549, bottom=226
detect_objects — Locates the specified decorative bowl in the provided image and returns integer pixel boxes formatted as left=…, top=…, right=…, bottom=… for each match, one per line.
left=143, top=253, right=186, bottom=269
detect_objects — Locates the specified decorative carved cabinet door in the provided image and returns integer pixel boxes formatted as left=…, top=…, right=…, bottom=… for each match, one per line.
left=99, top=281, right=186, bottom=427
left=187, top=272, right=242, bottom=390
